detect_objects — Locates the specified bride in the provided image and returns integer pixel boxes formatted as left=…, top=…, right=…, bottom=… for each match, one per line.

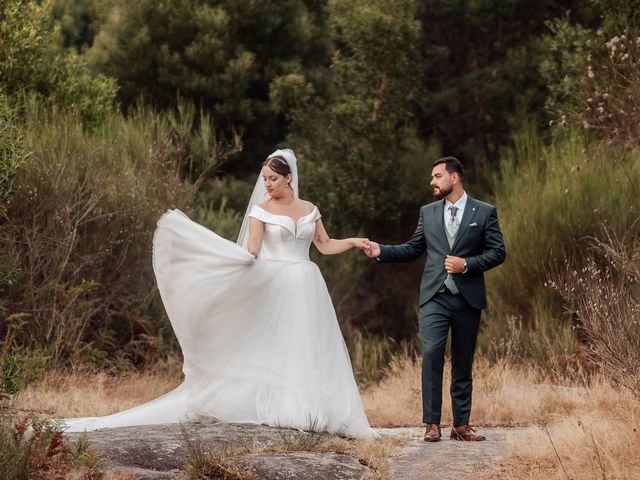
left=63, top=148, right=377, bottom=439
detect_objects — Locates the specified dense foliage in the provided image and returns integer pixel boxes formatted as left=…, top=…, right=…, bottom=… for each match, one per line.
left=1, top=0, right=639, bottom=390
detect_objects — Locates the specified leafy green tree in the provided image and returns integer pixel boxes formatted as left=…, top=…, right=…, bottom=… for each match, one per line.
left=0, top=0, right=117, bottom=124
left=51, top=0, right=107, bottom=51
left=85, top=0, right=331, bottom=171
left=282, top=0, right=426, bottom=341
left=415, top=0, right=600, bottom=166
left=539, top=17, right=596, bottom=122
left=289, top=0, right=424, bottom=236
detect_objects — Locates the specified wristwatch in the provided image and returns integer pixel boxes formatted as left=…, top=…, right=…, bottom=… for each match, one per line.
left=462, top=260, right=468, bottom=274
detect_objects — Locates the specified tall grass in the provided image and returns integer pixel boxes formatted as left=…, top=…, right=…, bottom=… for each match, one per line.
left=497, top=391, right=640, bottom=479
left=0, top=97, right=242, bottom=392
left=484, top=125, right=640, bottom=363
left=9, top=365, right=181, bottom=418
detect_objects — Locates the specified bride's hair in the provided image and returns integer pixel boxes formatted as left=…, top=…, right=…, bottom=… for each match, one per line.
left=262, top=155, right=291, bottom=176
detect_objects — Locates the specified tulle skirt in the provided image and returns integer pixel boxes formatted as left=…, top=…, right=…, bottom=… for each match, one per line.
left=63, top=210, right=376, bottom=439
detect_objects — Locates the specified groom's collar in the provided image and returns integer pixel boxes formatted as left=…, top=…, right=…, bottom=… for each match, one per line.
left=444, top=191, right=468, bottom=211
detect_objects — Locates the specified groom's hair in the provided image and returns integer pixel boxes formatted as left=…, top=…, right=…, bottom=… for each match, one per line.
left=263, top=155, right=291, bottom=176
left=434, top=156, right=464, bottom=179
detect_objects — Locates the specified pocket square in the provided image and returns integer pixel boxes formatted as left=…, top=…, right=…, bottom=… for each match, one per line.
left=469, top=222, right=478, bottom=227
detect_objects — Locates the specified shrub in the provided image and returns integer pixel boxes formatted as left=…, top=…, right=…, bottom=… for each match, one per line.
left=490, top=126, right=640, bottom=319
left=485, top=125, right=640, bottom=363
left=549, top=225, right=640, bottom=397
left=0, top=99, right=202, bottom=380
left=0, top=413, right=100, bottom=479
left=0, top=0, right=117, bottom=126
left=541, top=16, right=640, bottom=148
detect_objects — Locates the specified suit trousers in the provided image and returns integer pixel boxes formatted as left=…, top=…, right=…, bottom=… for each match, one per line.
left=419, top=291, right=481, bottom=426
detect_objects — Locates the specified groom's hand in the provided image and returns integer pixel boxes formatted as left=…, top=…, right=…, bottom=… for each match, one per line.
left=364, top=241, right=381, bottom=258
left=445, top=255, right=466, bottom=274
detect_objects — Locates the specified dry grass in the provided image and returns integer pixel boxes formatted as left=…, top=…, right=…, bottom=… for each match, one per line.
left=362, top=352, right=583, bottom=427
left=494, top=390, right=640, bottom=479
left=6, top=368, right=403, bottom=479
left=9, top=354, right=640, bottom=478
left=68, top=468, right=160, bottom=480
left=98, top=470, right=146, bottom=480
left=550, top=232, right=640, bottom=398
left=180, top=422, right=403, bottom=480
left=8, top=367, right=181, bottom=418
left=182, top=426, right=256, bottom=480
left=361, top=353, right=423, bottom=427
left=344, top=436, right=405, bottom=480
left=9, top=353, right=588, bottom=427
left=366, top=351, right=640, bottom=478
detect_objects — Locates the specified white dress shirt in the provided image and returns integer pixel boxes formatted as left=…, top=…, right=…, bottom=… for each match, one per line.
left=444, top=191, right=467, bottom=236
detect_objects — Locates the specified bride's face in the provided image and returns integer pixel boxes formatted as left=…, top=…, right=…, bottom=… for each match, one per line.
left=261, top=166, right=291, bottom=198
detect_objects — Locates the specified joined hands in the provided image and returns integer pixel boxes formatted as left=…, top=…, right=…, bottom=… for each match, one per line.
left=361, top=240, right=380, bottom=258
left=350, top=238, right=380, bottom=258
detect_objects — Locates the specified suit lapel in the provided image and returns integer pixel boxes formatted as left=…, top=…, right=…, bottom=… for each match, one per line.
left=434, top=199, right=449, bottom=248
left=451, top=196, right=479, bottom=252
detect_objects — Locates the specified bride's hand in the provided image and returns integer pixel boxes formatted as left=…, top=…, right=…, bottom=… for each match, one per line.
left=351, top=238, right=370, bottom=250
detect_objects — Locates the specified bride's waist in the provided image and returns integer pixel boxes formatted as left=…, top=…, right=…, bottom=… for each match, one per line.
left=257, top=256, right=311, bottom=264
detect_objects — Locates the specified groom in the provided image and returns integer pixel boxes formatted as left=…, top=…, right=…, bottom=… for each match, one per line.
left=364, top=156, right=505, bottom=442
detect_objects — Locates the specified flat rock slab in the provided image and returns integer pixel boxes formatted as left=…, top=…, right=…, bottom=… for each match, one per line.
left=384, top=427, right=508, bottom=480
left=65, top=422, right=368, bottom=480
left=240, top=452, right=369, bottom=480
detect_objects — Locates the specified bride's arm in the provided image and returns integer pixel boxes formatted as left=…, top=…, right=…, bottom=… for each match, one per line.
left=313, top=219, right=368, bottom=255
left=247, top=218, right=265, bottom=257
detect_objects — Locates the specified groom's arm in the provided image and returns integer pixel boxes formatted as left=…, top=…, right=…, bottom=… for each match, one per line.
left=376, top=210, right=427, bottom=263
left=464, top=207, right=506, bottom=273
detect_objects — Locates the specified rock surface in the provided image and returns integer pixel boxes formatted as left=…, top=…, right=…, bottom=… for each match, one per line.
left=66, top=422, right=517, bottom=479
left=239, top=452, right=369, bottom=480
left=65, top=422, right=369, bottom=480
left=382, top=426, right=509, bottom=480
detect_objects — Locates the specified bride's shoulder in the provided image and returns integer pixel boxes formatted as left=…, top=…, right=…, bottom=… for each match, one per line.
left=298, top=200, right=321, bottom=221
left=249, top=202, right=270, bottom=220
left=298, top=199, right=316, bottom=212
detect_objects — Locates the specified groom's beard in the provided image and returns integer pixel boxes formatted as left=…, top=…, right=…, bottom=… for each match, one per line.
left=433, top=185, right=453, bottom=200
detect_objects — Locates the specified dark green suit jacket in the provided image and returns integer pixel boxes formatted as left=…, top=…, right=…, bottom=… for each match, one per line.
left=378, top=196, right=506, bottom=310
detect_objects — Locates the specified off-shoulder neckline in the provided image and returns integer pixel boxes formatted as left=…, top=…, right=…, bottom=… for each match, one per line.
left=253, top=205, right=318, bottom=225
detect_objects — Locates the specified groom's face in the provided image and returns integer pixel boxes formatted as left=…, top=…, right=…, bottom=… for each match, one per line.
left=430, top=164, right=454, bottom=200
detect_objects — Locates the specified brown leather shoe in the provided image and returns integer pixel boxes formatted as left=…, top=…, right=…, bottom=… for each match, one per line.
left=423, top=423, right=441, bottom=442
left=450, top=425, right=486, bottom=441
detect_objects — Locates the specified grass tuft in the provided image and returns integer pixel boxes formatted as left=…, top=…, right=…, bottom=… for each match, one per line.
left=181, top=424, right=255, bottom=480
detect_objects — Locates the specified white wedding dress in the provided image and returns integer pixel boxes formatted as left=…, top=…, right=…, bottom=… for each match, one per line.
left=63, top=205, right=376, bottom=438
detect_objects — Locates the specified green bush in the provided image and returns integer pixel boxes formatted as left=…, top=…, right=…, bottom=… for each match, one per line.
left=541, top=13, right=640, bottom=148
left=0, top=0, right=117, bottom=126
left=194, top=178, right=273, bottom=245
left=483, top=124, right=640, bottom=363
left=0, top=99, right=200, bottom=377
left=0, top=92, right=29, bottom=213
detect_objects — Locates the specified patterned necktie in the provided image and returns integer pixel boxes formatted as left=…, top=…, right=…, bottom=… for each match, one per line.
left=444, top=205, right=461, bottom=294
left=448, top=205, right=459, bottom=237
